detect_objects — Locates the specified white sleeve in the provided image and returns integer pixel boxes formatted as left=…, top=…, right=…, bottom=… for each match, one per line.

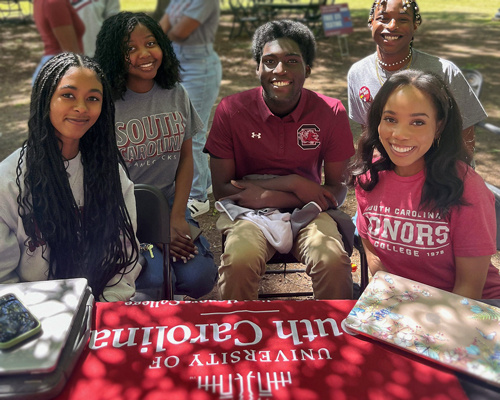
left=100, top=167, right=142, bottom=302
left=347, top=64, right=368, bottom=126
left=0, top=153, right=23, bottom=284
left=0, top=218, right=22, bottom=284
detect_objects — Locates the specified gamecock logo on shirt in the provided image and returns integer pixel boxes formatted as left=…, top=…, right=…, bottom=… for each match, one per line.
left=297, top=124, right=320, bottom=150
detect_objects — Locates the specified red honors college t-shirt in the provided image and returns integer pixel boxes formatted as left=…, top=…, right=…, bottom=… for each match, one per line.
left=355, top=163, right=500, bottom=298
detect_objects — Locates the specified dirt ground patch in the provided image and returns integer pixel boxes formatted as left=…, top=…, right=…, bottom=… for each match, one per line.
left=0, top=12, right=499, bottom=299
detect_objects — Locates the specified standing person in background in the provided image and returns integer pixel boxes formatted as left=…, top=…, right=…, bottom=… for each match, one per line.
left=347, top=0, right=486, bottom=161
left=70, top=0, right=120, bottom=57
left=95, top=12, right=217, bottom=299
left=160, top=0, right=222, bottom=218
left=0, top=53, right=141, bottom=301
left=494, top=8, right=500, bottom=21
left=33, top=0, right=84, bottom=84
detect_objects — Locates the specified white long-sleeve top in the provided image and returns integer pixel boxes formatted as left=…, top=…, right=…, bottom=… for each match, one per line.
left=0, top=149, right=141, bottom=301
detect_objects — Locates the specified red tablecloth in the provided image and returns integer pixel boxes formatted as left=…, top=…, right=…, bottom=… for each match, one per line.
left=55, top=299, right=468, bottom=400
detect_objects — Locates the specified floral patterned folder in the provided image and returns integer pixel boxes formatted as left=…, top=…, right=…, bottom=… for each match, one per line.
left=344, top=272, right=500, bottom=387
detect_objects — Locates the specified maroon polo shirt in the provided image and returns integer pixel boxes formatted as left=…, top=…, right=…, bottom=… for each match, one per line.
left=205, top=87, right=354, bottom=183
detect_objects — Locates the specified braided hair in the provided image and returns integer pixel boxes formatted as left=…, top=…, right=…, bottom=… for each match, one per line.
left=17, top=52, right=138, bottom=299
left=94, top=11, right=181, bottom=100
left=368, top=0, right=422, bottom=27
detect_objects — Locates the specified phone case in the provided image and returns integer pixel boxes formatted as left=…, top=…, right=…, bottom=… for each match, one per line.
left=0, top=285, right=93, bottom=400
left=0, top=294, right=41, bottom=350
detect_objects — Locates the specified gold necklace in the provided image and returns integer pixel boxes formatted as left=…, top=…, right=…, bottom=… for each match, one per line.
left=375, top=52, right=413, bottom=86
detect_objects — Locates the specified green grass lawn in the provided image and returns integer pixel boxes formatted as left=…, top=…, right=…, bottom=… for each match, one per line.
left=117, top=0, right=498, bottom=18
left=347, top=0, right=496, bottom=15
left=119, top=0, right=156, bottom=12
left=11, top=1, right=497, bottom=21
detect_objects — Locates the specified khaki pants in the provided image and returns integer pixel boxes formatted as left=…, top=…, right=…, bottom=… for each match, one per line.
left=216, top=212, right=353, bottom=300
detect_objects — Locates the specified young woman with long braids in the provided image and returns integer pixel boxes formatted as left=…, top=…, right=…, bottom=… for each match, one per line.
left=350, top=69, right=500, bottom=299
left=0, top=53, right=140, bottom=301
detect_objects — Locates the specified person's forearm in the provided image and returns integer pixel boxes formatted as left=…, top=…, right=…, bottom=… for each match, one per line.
left=217, top=180, right=302, bottom=209
left=452, top=256, right=489, bottom=299
left=324, top=182, right=347, bottom=207
left=214, top=172, right=294, bottom=199
left=52, top=25, right=82, bottom=53
left=236, top=175, right=307, bottom=208
left=167, top=31, right=187, bottom=43
left=244, top=175, right=339, bottom=209
left=361, top=238, right=387, bottom=276
left=248, top=174, right=346, bottom=203
left=254, top=189, right=302, bottom=209
left=245, top=174, right=298, bottom=192
left=452, top=284, right=483, bottom=300
left=214, top=180, right=243, bottom=200
left=160, top=15, right=200, bottom=43
left=159, top=14, right=171, bottom=35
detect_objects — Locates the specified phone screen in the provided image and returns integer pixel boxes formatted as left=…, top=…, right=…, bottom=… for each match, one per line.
left=0, top=293, right=41, bottom=348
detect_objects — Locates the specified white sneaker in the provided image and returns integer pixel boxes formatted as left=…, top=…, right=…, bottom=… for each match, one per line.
left=207, top=185, right=213, bottom=195
left=188, top=198, right=210, bottom=218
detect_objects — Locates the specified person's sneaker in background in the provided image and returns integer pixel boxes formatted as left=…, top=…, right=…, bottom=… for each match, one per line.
left=188, top=198, right=210, bottom=218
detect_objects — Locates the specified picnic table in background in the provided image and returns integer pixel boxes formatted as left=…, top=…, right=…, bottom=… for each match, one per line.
left=227, top=0, right=261, bottom=38
left=0, top=0, right=32, bottom=20
left=227, top=0, right=331, bottom=39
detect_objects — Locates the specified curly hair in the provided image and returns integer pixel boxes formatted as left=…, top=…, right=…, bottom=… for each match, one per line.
left=94, top=11, right=181, bottom=100
left=251, top=20, right=316, bottom=68
left=368, top=0, right=422, bottom=27
left=17, top=52, right=138, bottom=299
left=349, top=69, right=470, bottom=218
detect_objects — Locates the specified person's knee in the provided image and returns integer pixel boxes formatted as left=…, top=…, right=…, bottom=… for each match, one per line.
left=307, top=251, right=351, bottom=281
left=303, top=235, right=352, bottom=292
left=173, top=235, right=218, bottom=298
left=322, top=248, right=352, bottom=271
left=218, top=242, right=266, bottom=300
left=218, top=219, right=269, bottom=297
left=180, top=270, right=217, bottom=299
left=301, top=232, right=350, bottom=267
left=309, top=250, right=353, bottom=300
left=223, top=243, right=263, bottom=268
left=222, top=221, right=269, bottom=266
left=135, top=246, right=164, bottom=290
left=175, top=256, right=218, bottom=298
left=218, top=257, right=261, bottom=301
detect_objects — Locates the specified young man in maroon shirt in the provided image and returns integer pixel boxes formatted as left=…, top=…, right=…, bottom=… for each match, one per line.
left=205, top=20, right=355, bottom=300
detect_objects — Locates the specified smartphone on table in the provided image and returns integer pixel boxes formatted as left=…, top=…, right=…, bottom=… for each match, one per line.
left=0, top=293, right=42, bottom=350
